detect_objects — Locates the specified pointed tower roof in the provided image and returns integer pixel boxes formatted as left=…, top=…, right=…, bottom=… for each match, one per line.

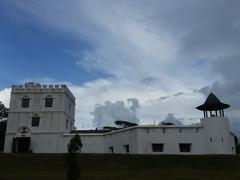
left=196, top=93, right=230, bottom=111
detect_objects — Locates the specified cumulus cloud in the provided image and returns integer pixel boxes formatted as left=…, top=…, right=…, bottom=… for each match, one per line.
left=127, top=98, right=139, bottom=115
left=161, top=113, right=183, bottom=125
left=91, top=100, right=139, bottom=129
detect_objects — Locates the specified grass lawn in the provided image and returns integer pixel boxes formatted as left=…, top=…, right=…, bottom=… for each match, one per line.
left=0, top=153, right=240, bottom=180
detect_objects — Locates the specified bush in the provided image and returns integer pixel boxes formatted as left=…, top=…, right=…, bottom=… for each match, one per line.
left=68, top=134, right=82, bottom=153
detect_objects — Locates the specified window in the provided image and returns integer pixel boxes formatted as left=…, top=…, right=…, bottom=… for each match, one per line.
left=109, top=146, right=114, bottom=153
left=66, top=119, right=69, bottom=129
left=32, top=116, right=40, bottom=127
left=152, top=143, right=164, bottom=152
left=196, top=128, right=199, bottom=134
left=123, top=145, right=129, bottom=153
left=221, top=137, right=224, bottom=142
left=163, top=128, right=166, bottom=134
left=179, top=143, right=191, bottom=152
left=45, top=95, right=53, bottom=107
left=210, top=137, right=213, bottom=142
left=22, top=96, right=30, bottom=108
left=69, top=103, right=72, bottom=113
left=179, top=129, right=182, bottom=134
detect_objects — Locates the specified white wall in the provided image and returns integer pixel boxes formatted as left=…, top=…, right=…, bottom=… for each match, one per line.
left=5, top=119, right=235, bottom=154
left=56, top=117, right=235, bottom=155
left=136, top=127, right=205, bottom=154
left=104, top=128, right=139, bottom=154
left=201, top=117, right=236, bottom=154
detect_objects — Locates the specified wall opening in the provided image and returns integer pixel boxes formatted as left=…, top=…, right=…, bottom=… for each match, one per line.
left=12, top=137, right=31, bottom=153
left=21, top=96, right=30, bottom=108
left=152, top=143, right=164, bottom=152
left=179, top=143, right=191, bottom=152
left=123, top=145, right=129, bottom=153
left=32, top=116, right=40, bottom=127
left=109, top=146, right=114, bottom=154
left=163, top=128, right=166, bottom=134
left=45, top=96, right=53, bottom=107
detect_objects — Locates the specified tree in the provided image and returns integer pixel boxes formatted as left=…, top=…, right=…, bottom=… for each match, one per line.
left=0, top=102, right=8, bottom=152
left=0, top=120, right=7, bottom=152
left=66, top=134, right=82, bottom=180
left=68, top=134, right=82, bottom=153
left=236, top=144, right=240, bottom=154
left=233, top=134, right=240, bottom=154
left=0, top=101, right=8, bottom=121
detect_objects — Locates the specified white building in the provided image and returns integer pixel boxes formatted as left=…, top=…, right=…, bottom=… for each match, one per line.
left=4, top=82, right=75, bottom=153
left=4, top=83, right=236, bottom=154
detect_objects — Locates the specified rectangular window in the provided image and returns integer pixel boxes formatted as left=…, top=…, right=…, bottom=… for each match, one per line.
left=32, top=117, right=40, bottom=127
left=69, top=103, right=72, bottom=113
left=123, top=145, right=129, bottom=153
left=196, top=128, right=199, bottom=134
left=109, top=146, right=114, bottom=154
left=179, top=143, right=191, bottom=152
left=163, top=128, right=166, bottom=134
left=152, top=143, right=164, bottom=152
left=45, top=98, right=53, bottom=107
left=22, top=98, right=30, bottom=108
left=66, top=119, right=69, bottom=129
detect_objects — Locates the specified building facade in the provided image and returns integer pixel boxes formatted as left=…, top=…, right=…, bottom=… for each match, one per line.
left=4, top=83, right=236, bottom=154
left=4, top=82, right=75, bottom=153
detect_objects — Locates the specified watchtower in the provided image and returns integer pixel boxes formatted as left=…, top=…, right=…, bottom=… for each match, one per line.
left=197, top=93, right=235, bottom=154
left=197, top=92, right=230, bottom=118
left=4, top=82, right=75, bottom=153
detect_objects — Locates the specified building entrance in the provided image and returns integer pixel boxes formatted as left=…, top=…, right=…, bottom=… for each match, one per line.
left=12, top=137, right=31, bottom=153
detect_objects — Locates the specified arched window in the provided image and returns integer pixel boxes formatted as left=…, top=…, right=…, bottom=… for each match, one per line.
left=21, top=95, right=30, bottom=108
left=32, top=113, right=40, bottom=127
left=45, top=95, right=53, bottom=107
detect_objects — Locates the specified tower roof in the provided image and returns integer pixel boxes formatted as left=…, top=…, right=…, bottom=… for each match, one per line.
left=196, top=93, right=230, bottom=111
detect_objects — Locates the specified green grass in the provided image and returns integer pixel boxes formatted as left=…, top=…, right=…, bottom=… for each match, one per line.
left=0, top=153, right=240, bottom=180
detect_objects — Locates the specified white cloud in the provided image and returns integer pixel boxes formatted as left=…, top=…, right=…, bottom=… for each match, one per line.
left=7, top=0, right=214, bottom=88
left=0, top=88, right=11, bottom=108
left=91, top=100, right=139, bottom=129
left=66, top=78, right=205, bottom=129
left=161, top=113, right=183, bottom=125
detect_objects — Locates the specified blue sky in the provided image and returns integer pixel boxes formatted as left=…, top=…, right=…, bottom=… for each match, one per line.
left=0, top=0, right=240, bottom=135
left=0, top=4, right=108, bottom=88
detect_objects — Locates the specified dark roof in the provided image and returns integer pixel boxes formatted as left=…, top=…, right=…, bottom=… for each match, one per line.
left=115, top=120, right=138, bottom=127
left=70, top=129, right=111, bottom=134
left=196, top=93, right=230, bottom=111
left=103, top=126, right=122, bottom=131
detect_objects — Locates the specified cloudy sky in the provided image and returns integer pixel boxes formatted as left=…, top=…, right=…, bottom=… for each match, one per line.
left=0, top=0, right=240, bottom=135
